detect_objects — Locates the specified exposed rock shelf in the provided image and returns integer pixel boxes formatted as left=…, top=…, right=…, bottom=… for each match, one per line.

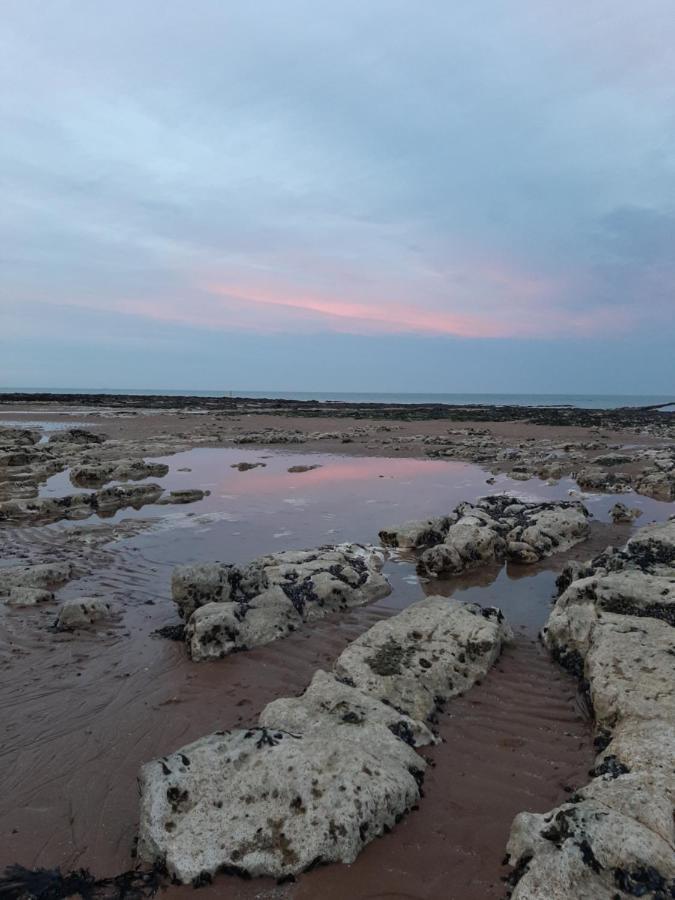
left=137, top=596, right=512, bottom=882
left=504, top=519, right=675, bottom=898
left=171, top=545, right=391, bottom=660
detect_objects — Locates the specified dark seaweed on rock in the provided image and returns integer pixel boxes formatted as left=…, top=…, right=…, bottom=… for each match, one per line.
left=0, top=864, right=161, bottom=900
left=152, top=624, right=186, bottom=641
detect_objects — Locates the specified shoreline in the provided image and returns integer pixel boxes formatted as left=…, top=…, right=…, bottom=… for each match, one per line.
left=1, top=392, right=674, bottom=427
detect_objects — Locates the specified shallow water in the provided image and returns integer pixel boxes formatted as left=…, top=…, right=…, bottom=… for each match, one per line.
left=2, top=447, right=674, bottom=898
left=39, top=446, right=673, bottom=632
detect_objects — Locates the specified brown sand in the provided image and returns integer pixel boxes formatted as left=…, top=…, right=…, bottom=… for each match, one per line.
left=1, top=402, right=667, bottom=898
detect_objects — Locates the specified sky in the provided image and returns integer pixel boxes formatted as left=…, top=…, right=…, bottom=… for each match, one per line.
left=1, top=0, right=674, bottom=393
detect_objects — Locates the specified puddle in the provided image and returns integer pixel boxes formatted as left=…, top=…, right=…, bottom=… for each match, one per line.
left=35, top=446, right=674, bottom=634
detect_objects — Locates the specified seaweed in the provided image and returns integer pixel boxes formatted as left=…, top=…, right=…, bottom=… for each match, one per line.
left=0, top=864, right=162, bottom=900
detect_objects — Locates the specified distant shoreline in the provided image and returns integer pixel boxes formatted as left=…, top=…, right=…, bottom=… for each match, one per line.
left=1, top=391, right=673, bottom=427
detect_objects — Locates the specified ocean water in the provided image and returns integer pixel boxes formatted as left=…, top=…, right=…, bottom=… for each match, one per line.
left=0, top=387, right=673, bottom=409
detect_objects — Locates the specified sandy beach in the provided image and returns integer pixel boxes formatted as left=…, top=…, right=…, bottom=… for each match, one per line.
left=1, top=397, right=673, bottom=899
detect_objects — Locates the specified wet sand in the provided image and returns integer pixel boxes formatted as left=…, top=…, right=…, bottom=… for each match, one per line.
left=1, top=413, right=674, bottom=898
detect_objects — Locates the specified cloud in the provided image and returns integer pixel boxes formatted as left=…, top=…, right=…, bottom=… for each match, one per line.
left=1, top=0, right=674, bottom=387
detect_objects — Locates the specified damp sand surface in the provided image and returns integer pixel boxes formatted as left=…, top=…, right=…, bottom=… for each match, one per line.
left=2, top=448, right=674, bottom=898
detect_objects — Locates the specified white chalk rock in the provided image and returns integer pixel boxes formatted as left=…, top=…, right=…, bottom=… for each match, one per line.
left=334, top=597, right=511, bottom=723
left=260, top=669, right=437, bottom=747
left=506, top=794, right=675, bottom=900
left=584, top=614, right=675, bottom=729
left=137, top=724, right=423, bottom=883
left=378, top=516, right=453, bottom=549
left=55, top=597, right=115, bottom=629
left=186, top=588, right=302, bottom=661
left=175, top=545, right=391, bottom=658
left=594, top=717, right=675, bottom=782
left=544, top=571, right=675, bottom=658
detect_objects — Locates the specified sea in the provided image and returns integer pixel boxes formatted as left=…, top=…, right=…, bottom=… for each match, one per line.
left=0, top=388, right=673, bottom=410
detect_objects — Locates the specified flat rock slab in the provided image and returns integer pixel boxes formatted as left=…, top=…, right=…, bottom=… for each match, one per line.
left=138, top=724, right=422, bottom=884
left=55, top=597, right=116, bottom=630
left=70, top=458, right=169, bottom=487
left=173, top=544, right=391, bottom=660
left=334, top=597, right=512, bottom=723
left=138, top=597, right=512, bottom=882
left=507, top=518, right=675, bottom=897
left=260, top=668, right=437, bottom=748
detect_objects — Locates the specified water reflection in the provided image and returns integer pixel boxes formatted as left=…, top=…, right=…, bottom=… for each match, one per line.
left=38, top=445, right=664, bottom=635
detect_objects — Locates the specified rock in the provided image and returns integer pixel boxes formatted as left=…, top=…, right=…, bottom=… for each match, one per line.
left=334, top=597, right=511, bottom=723
left=158, top=489, right=207, bottom=505
left=2, top=560, right=75, bottom=590
left=506, top=541, right=540, bottom=564
left=95, top=483, right=164, bottom=512
left=594, top=717, right=675, bottom=781
left=546, top=570, right=675, bottom=655
left=70, top=458, right=169, bottom=487
left=0, top=482, right=166, bottom=524
left=584, top=615, right=675, bottom=729
left=186, top=588, right=301, bottom=661
left=48, top=428, right=105, bottom=445
left=173, top=545, right=391, bottom=658
left=625, top=519, right=675, bottom=571
left=138, top=723, right=422, bottom=883
left=575, top=468, right=632, bottom=493
left=138, top=596, right=511, bottom=883
left=4, top=587, right=54, bottom=606
left=402, top=495, right=590, bottom=577
left=609, top=502, right=642, bottom=523
left=592, top=452, right=635, bottom=467
left=260, top=668, right=437, bottom=748
left=0, top=494, right=92, bottom=524
left=633, top=470, right=675, bottom=502
left=55, top=597, right=115, bottom=629
left=506, top=791, right=675, bottom=899
left=416, top=542, right=465, bottom=576
left=507, top=518, right=675, bottom=898
left=378, top=516, right=454, bottom=549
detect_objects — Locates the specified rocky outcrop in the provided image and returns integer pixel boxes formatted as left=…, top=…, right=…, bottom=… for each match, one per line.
left=609, top=502, right=642, bottom=523
left=634, top=470, right=675, bottom=502
left=380, top=496, right=590, bottom=578
left=334, top=597, right=510, bottom=723
left=0, top=481, right=206, bottom=524
left=172, top=545, right=391, bottom=660
left=1, top=560, right=75, bottom=606
left=48, top=428, right=105, bottom=445
left=505, top=519, right=675, bottom=898
left=378, top=516, right=453, bottom=550
left=259, top=668, right=437, bottom=748
left=137, top=596, right=512, bottom=882
left=70, top=458, right=169, bottom=487
left=574, top=468, right=632, bottom=493
left=55, top=597, right=116, bottom=630
left=157, top=489, right=208, bottom=505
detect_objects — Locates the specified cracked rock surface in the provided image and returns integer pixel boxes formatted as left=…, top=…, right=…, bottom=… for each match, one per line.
left=137, top=596, right=512, bottom=882
left=380, top=495, right=590, bottom=577
left=172, top=544, right=391, bottom=660
left=505, top=518, right=675, bottom=899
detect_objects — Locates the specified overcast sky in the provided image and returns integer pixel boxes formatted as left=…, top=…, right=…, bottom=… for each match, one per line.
left=1, top=0, right=673, bottom=393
